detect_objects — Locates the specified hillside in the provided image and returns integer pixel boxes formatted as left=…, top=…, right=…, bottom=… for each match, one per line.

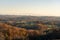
left=0, top=23, right=49, bottom=40
left=0, top=23, right=28, bottom=40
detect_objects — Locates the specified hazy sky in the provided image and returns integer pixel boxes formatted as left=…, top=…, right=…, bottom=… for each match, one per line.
left=0, top=0, right=60, bottom=16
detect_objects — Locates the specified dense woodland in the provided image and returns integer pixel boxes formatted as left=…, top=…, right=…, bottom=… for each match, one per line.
left=0, top=15, right=60, bottom=40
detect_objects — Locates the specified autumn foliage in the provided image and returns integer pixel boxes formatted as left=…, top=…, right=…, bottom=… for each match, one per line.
left=0, top=23, right=49, bottom=40
left=0, top=23, right=28, bottom=40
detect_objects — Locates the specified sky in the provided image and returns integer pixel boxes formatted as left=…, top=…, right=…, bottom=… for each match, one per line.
left=0, top=0, right=60, bottom=16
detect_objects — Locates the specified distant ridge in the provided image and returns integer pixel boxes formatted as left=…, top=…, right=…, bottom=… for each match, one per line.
left=0, top=15, right=60, bottom=21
